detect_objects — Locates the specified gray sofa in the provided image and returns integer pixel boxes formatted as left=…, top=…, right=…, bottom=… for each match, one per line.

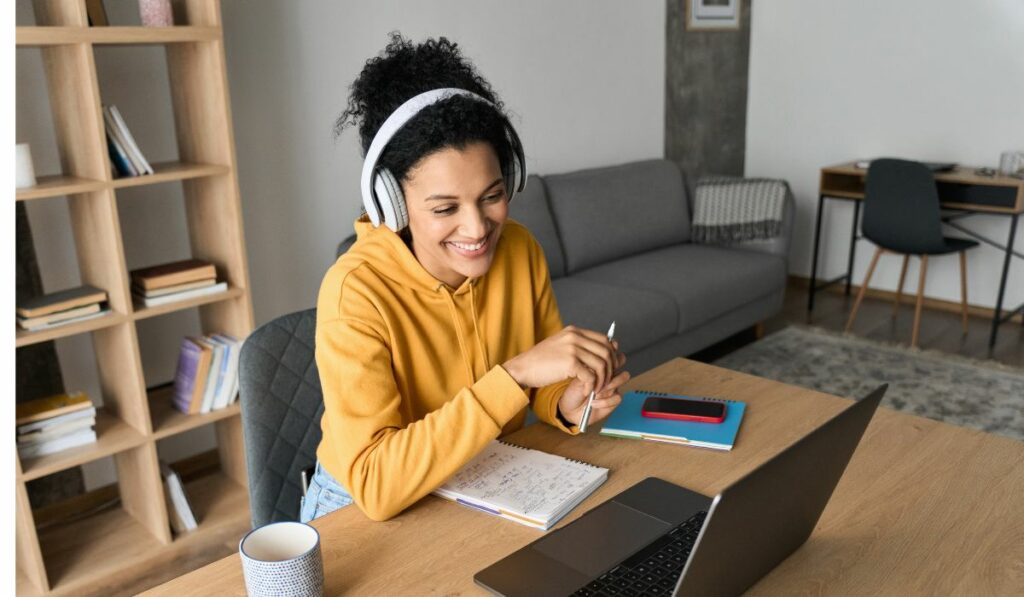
left=340, top=158, right=794, bottom=374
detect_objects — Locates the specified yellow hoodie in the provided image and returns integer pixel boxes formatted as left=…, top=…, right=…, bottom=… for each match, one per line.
left=315, top=216, right=574, bottom=521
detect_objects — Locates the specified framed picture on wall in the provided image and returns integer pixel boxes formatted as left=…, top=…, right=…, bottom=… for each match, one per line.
left=686, top=0, right=741, bottom=31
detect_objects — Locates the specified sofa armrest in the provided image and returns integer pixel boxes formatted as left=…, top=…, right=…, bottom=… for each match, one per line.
left=701, top=179, right=795, bottom=267
left=730, top=187, right=794, bottom=265
left=336, top=233, right=357, bottom=258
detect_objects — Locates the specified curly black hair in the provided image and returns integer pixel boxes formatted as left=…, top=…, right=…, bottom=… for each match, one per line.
left=335, top=33, right=516, bottom=188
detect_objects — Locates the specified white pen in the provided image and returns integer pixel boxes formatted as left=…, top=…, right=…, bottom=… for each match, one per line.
left=579, top=321, right=616, bottom=433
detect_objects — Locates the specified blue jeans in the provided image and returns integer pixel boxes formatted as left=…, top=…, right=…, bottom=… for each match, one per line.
left=299, top=461, right=354, bottom=523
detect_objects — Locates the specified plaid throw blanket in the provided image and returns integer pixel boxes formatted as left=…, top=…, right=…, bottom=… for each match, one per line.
left=691, top=177, right=789, bottom=244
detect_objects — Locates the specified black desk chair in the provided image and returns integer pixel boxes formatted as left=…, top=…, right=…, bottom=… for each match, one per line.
left=238, top=309, right=324, bottom=527
left=845, top=158, right=979, bottom=347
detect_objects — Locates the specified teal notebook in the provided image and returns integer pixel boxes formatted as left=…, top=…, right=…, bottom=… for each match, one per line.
left=600, top=391, right=746, bottom=451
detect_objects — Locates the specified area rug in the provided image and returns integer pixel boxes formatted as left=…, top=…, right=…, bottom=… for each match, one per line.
left=713, top=326, right=1024, bottom=442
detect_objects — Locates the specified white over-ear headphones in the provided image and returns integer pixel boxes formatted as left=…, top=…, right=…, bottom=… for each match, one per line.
left=359, top=88, right=527, bottom=231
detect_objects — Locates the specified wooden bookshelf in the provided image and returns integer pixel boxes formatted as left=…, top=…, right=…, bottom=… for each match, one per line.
left=15, top=1, right=254, bottom=594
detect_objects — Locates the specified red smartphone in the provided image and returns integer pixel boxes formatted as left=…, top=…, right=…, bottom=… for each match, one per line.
left=641, top=395, right=726, bottom=423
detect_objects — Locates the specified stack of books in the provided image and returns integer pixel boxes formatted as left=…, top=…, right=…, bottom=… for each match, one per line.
left=172, top=334, right=243, bottom=415
left=17, top=392, right=98, bottom=459
left=16, top=285, right=110, bottom=331
left=131, top=259, right=227, bottom=307
left=104, top=104, right=154, bottom=177
left=160, top=461, right=198, bottom=534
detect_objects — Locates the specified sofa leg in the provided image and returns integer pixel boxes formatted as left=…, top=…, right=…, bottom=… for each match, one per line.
left=754, top=323, right=765, bottom=340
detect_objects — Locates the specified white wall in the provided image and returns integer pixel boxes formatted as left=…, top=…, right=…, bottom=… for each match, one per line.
left=15, top=1, right=665, bottom=490
left=746, top=0, right=1024, bottom=310
left=220, top=0, right=665, bottom=322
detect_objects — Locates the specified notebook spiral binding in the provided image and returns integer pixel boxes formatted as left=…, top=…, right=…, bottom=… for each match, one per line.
left=498, top=440, right=600, bottom=469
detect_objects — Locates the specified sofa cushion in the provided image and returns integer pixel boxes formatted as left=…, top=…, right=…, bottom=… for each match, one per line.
left=573, top=245, right=787, bottom=334
left=509, top=174, right=566, bottom=278
left=551, top=277, right=677, bottom=354
left=544, top=159, right=691, bottom=273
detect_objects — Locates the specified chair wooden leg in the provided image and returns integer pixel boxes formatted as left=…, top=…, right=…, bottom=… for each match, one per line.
left=911, top=254, right=929, bottom=348
left=893, top=254, right=909, bottom=318
left=959, top=251, right=969, bottom=335
left=846, top=247, right=884, bottom=333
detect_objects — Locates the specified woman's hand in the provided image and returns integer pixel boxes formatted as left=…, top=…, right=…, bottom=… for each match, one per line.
left=502, top=325, right=624, bottom=393
left=557, top=368, right=631, bottom=427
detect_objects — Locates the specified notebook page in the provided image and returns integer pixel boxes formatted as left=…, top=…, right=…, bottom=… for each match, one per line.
left=437, top=441, right=607, bottom=522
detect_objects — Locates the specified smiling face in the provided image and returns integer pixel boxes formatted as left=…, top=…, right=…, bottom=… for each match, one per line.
left=402, top=141, right=509, bottom=289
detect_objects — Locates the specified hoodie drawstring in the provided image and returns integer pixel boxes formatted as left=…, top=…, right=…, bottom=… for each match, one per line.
left=469, top=281, right=490, bottom=372
left=441, top=286, right=476, bottom=387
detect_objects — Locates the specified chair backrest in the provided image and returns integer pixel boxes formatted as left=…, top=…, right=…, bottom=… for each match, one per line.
left=239, top=308, right=324, bottom=528
left=863, top=158, right=947, bottom=254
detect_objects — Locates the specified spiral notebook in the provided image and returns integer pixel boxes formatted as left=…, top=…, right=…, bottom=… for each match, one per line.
left=600, top=391, right=746, bottom=451
left=433, top=440, right=608, bottom=531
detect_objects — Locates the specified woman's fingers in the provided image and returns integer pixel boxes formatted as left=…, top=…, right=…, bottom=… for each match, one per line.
left=567, top=329, right=616, bottom=387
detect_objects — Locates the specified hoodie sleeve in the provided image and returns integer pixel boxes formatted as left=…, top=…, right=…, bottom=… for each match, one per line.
left=316, top=280, right=529, bottom=522
left=525, top=235, right=578, bottom=435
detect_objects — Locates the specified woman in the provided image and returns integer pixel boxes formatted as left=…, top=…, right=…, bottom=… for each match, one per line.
left=302, top=34, right=629, bottom=523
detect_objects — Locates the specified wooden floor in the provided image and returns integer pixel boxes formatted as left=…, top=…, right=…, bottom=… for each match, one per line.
left=694, top=280, right=1024, bottom=368
left=118, top=281, right=1023, bottom=595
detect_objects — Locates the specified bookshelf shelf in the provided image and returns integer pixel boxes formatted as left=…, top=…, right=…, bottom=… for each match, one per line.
left=15, top=174, right=107, bottom=201
left=19, top=410, right=146, bottom=482
left=17, top=26, right=220, bottom=46
left=131, top=286, right=245, bottom=321
left=149, top=385, right=242, bottom=440
left=37, top=500, right=163, bottom=593
left=183, top=471, right=249, bottom=532
left=15, top=2, right=253, bottom=594
left=110, top=161, right=230, bottom=190
left=15, top=311, right=127, bottom=348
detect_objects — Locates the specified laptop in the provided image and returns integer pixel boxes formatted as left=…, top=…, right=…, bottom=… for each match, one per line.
left=475, top=385, right=888, bottom=597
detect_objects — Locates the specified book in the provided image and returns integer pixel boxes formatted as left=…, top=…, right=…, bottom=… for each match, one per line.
left=17, top=307, right=111, bottom=331
left=171, top=338, right=213, bottom=414
left=107, top=133, right=137, bottom=177
left=600, top=391, right=746, bottom=451
left=108, top=105, right=154, bottom=175
left=433, top=440, right=608, bottom=531
left=131, top=259, right=217, bottom=291
left=17, top=407, right=97, bottom=435
left=103, top=106, right=145, bottom=175
left=16, top=285, right=107, bottom=318
left=85, top=0, right=108, bottom=26
left=16, top=391, right=94, bottom=425
left=207, top=335, right=236, bottom=410
left=132, top=278, right=217, bottom=298
left=210, top=334, right=242, bottom=407
left=17, top=416, right=96, bottom=445
left=133, top=281, right=228, bottom=308
left=198, top=338, right=225, bottom=414
left=160, top=461, right=198, bottom=533
left=18, top=303, right=102, bottom=329
left=18, top=428, right=98, bottom=459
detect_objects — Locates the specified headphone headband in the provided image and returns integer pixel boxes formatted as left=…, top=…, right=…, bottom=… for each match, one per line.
left=359, top=88, right=527, bottom=230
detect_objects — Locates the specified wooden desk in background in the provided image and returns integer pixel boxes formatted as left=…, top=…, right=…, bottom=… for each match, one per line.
left=810, top=161, right=1024, bottom=349
left=146, top=359, right=1024, bottom=595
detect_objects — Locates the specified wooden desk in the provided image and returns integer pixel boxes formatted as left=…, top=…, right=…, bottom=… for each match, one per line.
left=146, top=359, right=1024, bottom=596
left=810, top=161, right=1024, bottom=348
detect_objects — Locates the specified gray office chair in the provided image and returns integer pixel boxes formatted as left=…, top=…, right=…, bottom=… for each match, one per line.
left=239, top=308, right=324, bottom=528
left=845, top=158, right=979, bottom=347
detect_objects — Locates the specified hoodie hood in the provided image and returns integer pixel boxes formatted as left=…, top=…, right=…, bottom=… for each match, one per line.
left=348, top=215, right=479, bottom=296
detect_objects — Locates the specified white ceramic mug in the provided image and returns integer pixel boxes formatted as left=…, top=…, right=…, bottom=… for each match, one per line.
left=998, top=151, right=1024, bottom=177
left=239, top=521, right=324, bottom=597
left=16, top=143, right=37, bottom=188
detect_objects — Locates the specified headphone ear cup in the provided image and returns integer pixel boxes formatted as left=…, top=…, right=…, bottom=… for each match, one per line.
left=363, top=170, right=384, bottom=226
left=374, top=168, right=407, bottom=231
left=506, top=156, right=522, bottom=203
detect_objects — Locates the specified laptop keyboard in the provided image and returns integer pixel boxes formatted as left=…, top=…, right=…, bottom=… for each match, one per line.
left=571, top=511, right=707, bottom=597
